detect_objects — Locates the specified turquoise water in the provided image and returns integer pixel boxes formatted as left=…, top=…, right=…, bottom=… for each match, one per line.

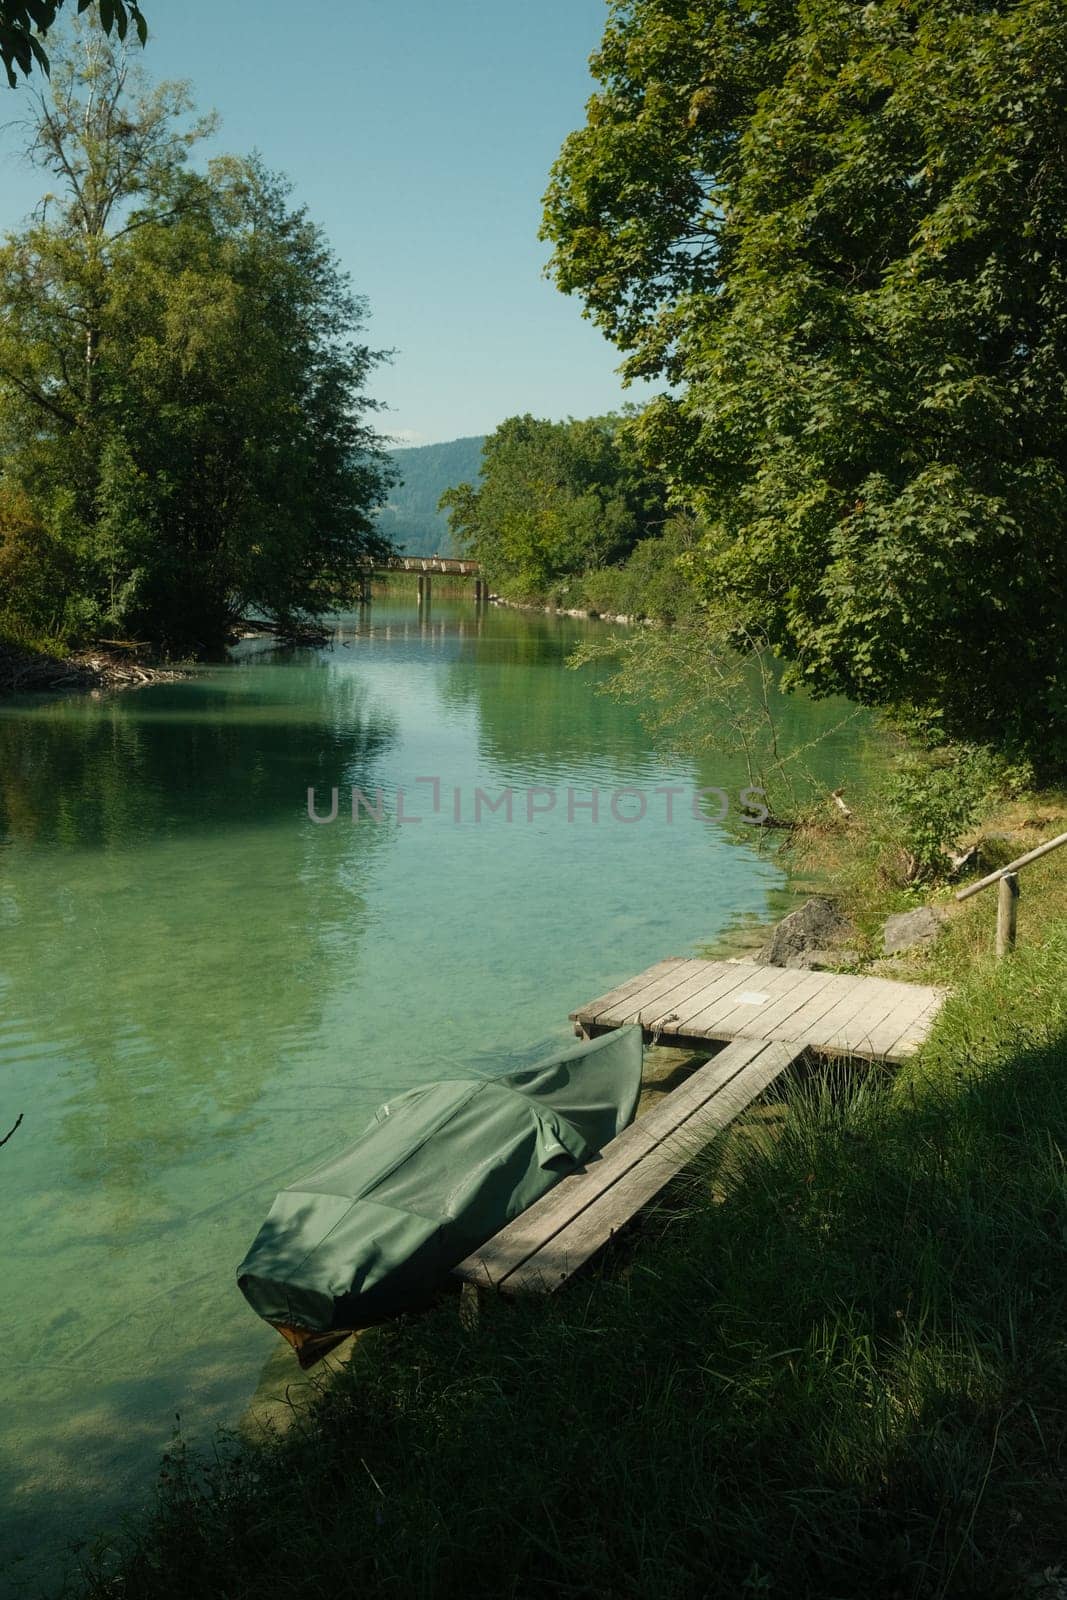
left=0, top=599, right=877, bottom=1589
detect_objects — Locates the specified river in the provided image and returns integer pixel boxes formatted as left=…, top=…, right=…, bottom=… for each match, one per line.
left=0, top=596, right=881, bottom=1591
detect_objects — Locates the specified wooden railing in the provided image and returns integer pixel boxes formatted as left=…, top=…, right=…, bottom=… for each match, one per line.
left=955, top=829, right=1067, bottom=956
left=359, top=556, right=481, bottom=576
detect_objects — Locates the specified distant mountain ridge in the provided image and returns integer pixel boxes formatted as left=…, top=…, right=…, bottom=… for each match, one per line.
left=376, top=435, right=485, bottom=557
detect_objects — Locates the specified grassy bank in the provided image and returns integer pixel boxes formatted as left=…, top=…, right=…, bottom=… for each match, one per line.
left=76, top=798, right=1067, bottom=1600
left=789, top=784, right=1067, bottom=989
left=0, top=616, right=70, bottom=691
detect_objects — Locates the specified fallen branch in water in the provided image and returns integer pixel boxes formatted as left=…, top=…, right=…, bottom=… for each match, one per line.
left=0, top=1113, right=24, bottom=1149
left=1, top=641, right=183, bottom=695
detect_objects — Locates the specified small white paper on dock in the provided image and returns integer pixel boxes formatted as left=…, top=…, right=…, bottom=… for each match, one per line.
left=736, top=991, right=771, bottom=1006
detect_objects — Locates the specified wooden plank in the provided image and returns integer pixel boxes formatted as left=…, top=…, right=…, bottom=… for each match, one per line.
left=717, top=968, right=838, bottom=1040
left=501, top=1041, right=802, bottom=1295
left=641, top=961, right=767, bottom=1031
left=570, top=958, right=687, bottom=1026
left=596, top=958, right=724, bottom=1028
left=621, top=958, right=740, bottom=1027
left=862, top=985, right=947, bottom=1059
left=570, top=959, right=686, bottom=1026
left=571, top=957, right=949, bottom=1062
left=818, top=980, right=923, bottom=1057
left=454, top=1036, right=772, bottom=1291
left=767, top=971, right=868, bottom=1045
left=679, top=963, right=811, bottom=1039
left=889, top=994, right=947, bottom=1057
left=789, top=975, right=908, bottom=1054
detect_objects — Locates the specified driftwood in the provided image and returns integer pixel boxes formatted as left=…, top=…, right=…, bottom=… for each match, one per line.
left=232, top=618, right=328, bottom=646
left=1, top=642, right=182, bottom=696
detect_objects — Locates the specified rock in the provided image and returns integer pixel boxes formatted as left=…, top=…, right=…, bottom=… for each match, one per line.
left=882, top=906, right=946, bottom=956
left=759, top=897, right=855, bottom=968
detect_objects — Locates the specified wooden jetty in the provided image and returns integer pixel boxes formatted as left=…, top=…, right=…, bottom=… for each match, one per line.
left=571, top=956, right=946, bottom=1064
left=454, top=958, right=947, bottom=1298
left=455, top=1035, right=801, bottom=1296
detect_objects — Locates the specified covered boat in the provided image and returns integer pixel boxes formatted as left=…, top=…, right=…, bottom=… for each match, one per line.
left=237, top=1024, right=643, bottom=1364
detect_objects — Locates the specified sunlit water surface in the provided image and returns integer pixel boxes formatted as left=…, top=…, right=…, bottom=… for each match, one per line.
left=0, top=599, right=882, bottom=1590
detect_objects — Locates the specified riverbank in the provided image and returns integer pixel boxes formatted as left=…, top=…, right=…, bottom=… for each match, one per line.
left=74, top=781, right=1067, bottom=1600
left=488, top=593, right=646, bottom=627
left=0, top=636, right=185, bottom=695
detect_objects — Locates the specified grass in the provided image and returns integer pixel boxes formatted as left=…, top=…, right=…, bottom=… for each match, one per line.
left=0, top=611, right=70, bottom=662
left=77, top=878, right=1067, bottom=1598
left=784, top=782, right=1067, bottom=985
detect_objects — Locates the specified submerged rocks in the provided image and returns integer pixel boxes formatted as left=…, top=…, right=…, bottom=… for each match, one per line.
left=759, top=896, right=857, bottom=969
left=882, top=906, right=947, bottom=956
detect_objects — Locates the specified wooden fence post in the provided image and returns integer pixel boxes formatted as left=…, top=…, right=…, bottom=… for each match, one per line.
left=996, top=872, right=1019, bottom=958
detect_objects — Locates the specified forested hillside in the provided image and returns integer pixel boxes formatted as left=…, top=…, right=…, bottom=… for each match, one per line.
left=377, top=436, right=485, bottom=556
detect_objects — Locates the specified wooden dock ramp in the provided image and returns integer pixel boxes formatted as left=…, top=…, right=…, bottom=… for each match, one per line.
left=455, top=1035, right=800, bottom=1295
left=571, top=957, right=947, bottom=1064
left=454, top=960, right=947, bottom=1300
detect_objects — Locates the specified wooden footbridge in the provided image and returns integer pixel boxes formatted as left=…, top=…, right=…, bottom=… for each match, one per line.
left=358, top=555, right=488, bottom=605
left=455, top=958, right=946, bottom=1301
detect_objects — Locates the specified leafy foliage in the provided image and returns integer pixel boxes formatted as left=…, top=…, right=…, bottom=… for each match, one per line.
left=881, top=748, right=1003, bottom=883
left=440, top=412, right=669, bottom=600
left=0, top=38, right=394, bottom=653
left=0, top=0, right=146, bottom=86
left=579, top=509, right=700, bottom=621
left=844, top=743, right=1030, bottom=888
left=543, top=0, right=1067, bottom=770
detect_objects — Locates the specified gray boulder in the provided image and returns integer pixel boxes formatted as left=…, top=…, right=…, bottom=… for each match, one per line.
left=760, top=897, right=855, bottom=968
left=882, top=906, right=946, bottom=956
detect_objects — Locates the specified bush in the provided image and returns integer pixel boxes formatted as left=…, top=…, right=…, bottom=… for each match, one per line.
left=0, top=484, right=75, bottom=641
left=883, top=747, right=1031, bottom=884
left=580, top=513, right=701, bottom=621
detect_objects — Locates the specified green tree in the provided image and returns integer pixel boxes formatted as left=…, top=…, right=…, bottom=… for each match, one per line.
left=440, top=412, right=667, bottom=599
left=0, top=35, right=394, bottom=653
left=543, top=0, right=1067, bottom=768
left=1, top=0, right=145, bottom=86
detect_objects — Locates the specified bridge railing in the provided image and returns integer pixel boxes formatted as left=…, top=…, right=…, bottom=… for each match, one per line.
left=955, top=828, right=1067, bottom=956
left=381, top=557, right=480, bottom=576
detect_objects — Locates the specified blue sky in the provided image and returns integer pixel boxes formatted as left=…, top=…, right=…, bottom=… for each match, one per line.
left=0, top=0, right=652, bottom=445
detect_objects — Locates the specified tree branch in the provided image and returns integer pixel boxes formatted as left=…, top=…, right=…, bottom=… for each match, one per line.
left=0, top=1114, right=23, bottom=1150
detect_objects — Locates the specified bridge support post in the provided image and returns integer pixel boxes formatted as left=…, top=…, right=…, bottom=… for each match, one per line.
left=996, top=871, right=1019, bottom=958
left=418, top=572, right=432, bottom=608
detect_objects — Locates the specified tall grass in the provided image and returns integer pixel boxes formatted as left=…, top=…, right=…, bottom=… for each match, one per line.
left=80, top=934, right=1067, bottom=1600
left=0, top=611, right=69, bottom=659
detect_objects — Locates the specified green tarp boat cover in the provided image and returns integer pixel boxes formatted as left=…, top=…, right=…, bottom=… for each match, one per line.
left=237, top=1025, right=642, bottom=1351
